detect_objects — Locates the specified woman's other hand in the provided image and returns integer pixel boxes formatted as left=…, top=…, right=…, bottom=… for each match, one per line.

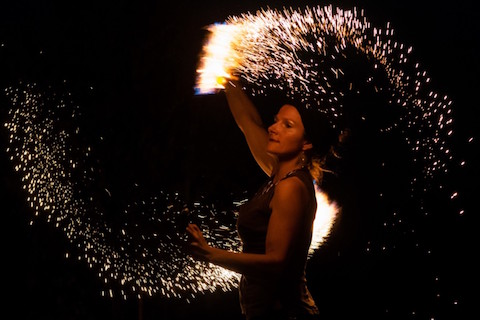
left=186, top=223, right=212, bottom=262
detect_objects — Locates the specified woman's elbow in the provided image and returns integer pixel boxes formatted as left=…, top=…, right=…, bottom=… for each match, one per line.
left=267, top=253, right=289, bottom=276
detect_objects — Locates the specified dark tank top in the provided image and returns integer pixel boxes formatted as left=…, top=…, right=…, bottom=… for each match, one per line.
left=236, top=167, right=320, bottom=319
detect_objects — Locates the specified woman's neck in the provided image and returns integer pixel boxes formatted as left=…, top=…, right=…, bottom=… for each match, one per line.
left=272, top=157, right=302, bottom=183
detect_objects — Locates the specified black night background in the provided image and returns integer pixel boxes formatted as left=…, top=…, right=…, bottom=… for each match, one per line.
left=0, top=1, right=477, bottom=319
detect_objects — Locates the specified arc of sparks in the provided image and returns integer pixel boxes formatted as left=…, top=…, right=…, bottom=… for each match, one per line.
left=4, top=3, right=457, bottom=301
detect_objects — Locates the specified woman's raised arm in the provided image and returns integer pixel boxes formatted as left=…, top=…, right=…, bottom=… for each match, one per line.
left=224, top=80, right=277, bottom=176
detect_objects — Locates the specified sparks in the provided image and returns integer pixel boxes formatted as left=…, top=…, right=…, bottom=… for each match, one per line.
left=195, top=5, right=455, bottom=189
left=5, top=4, right=460, bottom=303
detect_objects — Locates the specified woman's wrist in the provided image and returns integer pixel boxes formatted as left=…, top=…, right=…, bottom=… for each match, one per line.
left=206, top=246, right=220, bottom=263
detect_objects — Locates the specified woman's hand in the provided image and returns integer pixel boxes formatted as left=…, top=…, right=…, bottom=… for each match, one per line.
left=212, top=76, right=236, bottom=94
left=186, top=223, right=213, bottom=262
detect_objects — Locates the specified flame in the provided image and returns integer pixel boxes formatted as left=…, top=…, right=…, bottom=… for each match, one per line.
left=309, top=185, right=339, bottom=256
left=195, top=23, right=242, bottom=94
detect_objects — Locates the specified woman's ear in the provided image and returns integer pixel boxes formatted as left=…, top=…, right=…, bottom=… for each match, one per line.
left=302, top=141, right=313, bottom=151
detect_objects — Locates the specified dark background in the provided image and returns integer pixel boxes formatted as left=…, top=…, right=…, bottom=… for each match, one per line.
left=0, top=0, right=478, bottom=319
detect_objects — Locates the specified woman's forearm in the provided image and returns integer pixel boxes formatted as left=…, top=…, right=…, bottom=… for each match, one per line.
left=208, top=247, right=284, bottom=278
left=224, top=81, right=263, bottom=130
left=223, top=80, right=276, bottom=175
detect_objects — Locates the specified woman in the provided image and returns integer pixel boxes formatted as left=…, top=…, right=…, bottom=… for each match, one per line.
left=186, top=80, right=337, bottom=320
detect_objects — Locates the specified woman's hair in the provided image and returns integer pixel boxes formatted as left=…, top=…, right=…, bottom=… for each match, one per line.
left=305, top=151, right=327, bottom=185
left=294, top=104, right=349, bottom=185
left=303, top=129, right=349, bottom=185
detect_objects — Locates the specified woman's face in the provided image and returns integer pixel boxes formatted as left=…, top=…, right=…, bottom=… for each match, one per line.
left=267, top=104, right=312, bottom=159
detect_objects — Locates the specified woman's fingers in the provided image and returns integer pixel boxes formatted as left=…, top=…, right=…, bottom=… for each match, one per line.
left=186, top=224, right=207, bottom=246
left=185, top=224, right=211, bottom=261
left=186, top=223, right=199, bottom=231
left=186, top=223, right=201, bottom=238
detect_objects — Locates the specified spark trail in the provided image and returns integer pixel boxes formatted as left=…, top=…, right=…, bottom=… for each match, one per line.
left=4, top=82, right=337, bottom=299
left=195, top=5, right=456, bottom=189
left=4, top=4, right=463, bottom=305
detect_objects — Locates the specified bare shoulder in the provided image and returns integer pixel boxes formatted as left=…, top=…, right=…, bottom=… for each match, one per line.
left=273, top=176, right=309, bottom=202
left=269, top=176, right=311, bottom=223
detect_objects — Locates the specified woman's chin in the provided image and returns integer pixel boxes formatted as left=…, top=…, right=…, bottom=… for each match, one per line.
left=266, top=147, right=279, bottom=155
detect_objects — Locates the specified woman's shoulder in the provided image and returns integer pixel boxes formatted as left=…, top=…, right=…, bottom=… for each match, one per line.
left=275, top=172, right=310, bottom=198
left=281, top=168, right=313, bottom=186
left=271, top=175, right=314, bottom=217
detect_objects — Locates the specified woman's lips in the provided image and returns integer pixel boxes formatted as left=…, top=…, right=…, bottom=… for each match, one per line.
left=268, top=134, right=279, bottom=143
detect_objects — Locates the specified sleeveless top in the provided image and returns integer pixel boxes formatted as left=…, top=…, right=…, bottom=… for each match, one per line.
left=236, top=167, right=320, bottom=319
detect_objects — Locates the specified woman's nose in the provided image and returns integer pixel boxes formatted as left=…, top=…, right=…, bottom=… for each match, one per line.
left=268, top=122, right=278, bottom=134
